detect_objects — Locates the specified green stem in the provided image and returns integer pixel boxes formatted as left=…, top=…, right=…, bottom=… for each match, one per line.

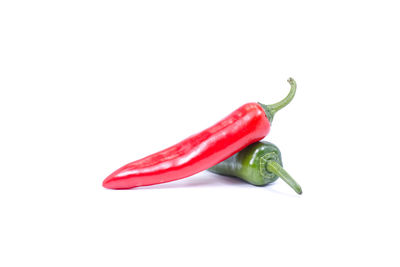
left=266, top=160, right=302, bottom=195
left=258, top=78, right=297, bottom=123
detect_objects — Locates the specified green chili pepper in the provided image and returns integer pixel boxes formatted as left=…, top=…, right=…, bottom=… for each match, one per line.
left=208, top=141, right=302, bottom=194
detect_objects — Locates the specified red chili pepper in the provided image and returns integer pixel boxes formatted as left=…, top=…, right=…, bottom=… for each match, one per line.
left=103, top=78, right=296, bottom=189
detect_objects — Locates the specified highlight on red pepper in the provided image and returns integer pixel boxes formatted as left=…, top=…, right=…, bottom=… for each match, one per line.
left=102, top=78, right=297, bottom=189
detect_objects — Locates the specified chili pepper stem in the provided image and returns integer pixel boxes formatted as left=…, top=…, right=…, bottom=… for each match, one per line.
left=266, top=160, right=302, bottom=195
left=258, top=77, right=297, bottom=123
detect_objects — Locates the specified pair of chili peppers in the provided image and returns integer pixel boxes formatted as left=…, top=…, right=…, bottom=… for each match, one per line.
left=103, top=78, right=302, bottom=194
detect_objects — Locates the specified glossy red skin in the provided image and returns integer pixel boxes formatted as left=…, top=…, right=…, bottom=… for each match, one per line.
left=103, top=103, right=270, bottom=189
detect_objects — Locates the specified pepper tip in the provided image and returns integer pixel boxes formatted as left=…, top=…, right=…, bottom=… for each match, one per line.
left=287, top=77, right=295, bottom=85
left=297, top=188, right=303, bottom=195
left=102, top=179, right=110, bottom=189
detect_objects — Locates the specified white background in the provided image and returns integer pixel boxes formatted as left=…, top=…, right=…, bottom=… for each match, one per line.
left=1, top=1, right=399, bottom=266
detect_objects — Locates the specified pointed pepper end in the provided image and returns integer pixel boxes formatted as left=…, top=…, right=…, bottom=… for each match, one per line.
left=102, top=175, right=113, bottom=189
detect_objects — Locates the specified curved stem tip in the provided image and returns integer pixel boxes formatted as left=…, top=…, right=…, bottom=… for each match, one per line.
left=266, top=160, right=302, bottom=195
left=259, top=78, right=297, bottom=123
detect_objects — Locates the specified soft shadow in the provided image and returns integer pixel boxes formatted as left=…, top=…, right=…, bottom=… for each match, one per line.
left=266, top=186, right=303, bottom=198
left=127, top=172, right=302, bottom=198
left=130, top=171, right=245, bottom=190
